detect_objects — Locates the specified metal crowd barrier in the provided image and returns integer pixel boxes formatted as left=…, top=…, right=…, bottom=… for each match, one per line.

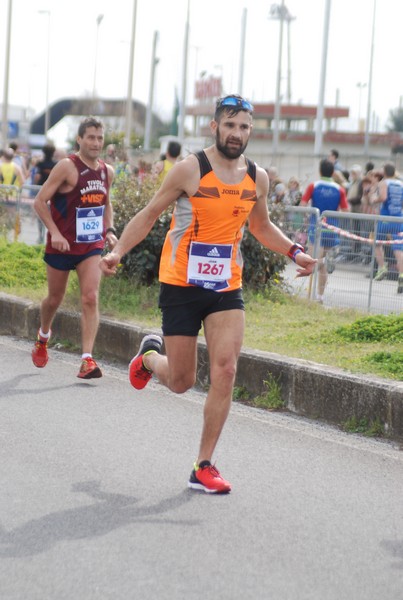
left=2, top=189, right=402, bottom=315
left=281, top=206, right=403, bottom=315
left=0, top=183, right=43, bottom=244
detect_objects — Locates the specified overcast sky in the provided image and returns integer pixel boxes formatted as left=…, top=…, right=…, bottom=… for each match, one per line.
left=1, top=0, right=402, bottom=144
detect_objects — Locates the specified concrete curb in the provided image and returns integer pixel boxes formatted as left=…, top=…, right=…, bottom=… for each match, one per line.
left=1, top=292, right=403, bottom=440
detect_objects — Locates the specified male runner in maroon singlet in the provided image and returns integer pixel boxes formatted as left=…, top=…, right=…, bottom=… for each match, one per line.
left=32, top=116, right=117, bottom=378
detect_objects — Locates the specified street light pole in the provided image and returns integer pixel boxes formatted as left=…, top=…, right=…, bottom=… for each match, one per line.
left=356, top=82, right=367, bottom=132
left=92, top=14, right=104, bottom=112
left=2, top=0, right=13, bottom=148
left=144, top=31, right=159, bottom=151
left=314, top=0, right=332, bottom=156
left=39, top=10, right=51, bottom=136
left=272, top=5, right=284, bottom=158
left=124, top=0, right=138, bottom=150
left=364, top=0, right=376, bottom=156
left=178, top=0, right=190, bottom=144
left=269, top=2, right=295, bottom=158
left=238, top=8, right=247, bottom=96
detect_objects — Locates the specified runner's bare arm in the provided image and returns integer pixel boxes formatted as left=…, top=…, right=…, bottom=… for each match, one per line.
left=103, top=164, right=118, bottom=248
left=248, top=167, right=316, bottom=276
left=100, top=157, right=200, bottom=275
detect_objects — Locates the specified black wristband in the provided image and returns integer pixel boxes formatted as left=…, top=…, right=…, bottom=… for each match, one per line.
left=106, top=227, right=117, bottom=235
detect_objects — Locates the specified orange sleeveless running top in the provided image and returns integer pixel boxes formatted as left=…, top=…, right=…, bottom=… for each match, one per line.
left=159, top=150, right=257, bottom=291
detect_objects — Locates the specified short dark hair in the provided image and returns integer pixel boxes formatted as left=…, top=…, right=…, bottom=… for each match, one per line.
left=320, top=158, right=334, bottom=178
left=330, top=149, right=339, bottom=159
left=167, top=141, right=181, bottom=158
left=383, top=162, right=396, bottom=178
left=42, top=144, right=56, bottom=160
left=214, top=94, right=253, bottom=122
left=77, top=116, right=104, bottom=138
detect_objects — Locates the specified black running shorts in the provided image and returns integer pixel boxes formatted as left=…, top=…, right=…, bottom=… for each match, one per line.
left=44, top=248, right=103, bottom=271
left=158, top=283, right=245, bottom=336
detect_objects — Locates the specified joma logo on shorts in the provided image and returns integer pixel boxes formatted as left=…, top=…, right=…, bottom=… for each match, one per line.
left=222, top=189, right=239, bottom=195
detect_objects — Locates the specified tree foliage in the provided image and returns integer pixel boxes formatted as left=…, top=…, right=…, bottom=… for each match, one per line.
left=387, top=107, right=403, bottom=133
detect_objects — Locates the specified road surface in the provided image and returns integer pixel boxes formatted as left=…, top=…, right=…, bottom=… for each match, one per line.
left=1, top=335, right=403, bottom=599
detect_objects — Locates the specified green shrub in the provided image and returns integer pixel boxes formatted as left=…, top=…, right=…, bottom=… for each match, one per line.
left=112, top=173, right=287, bottom=289
left=362, top=351, right=403, bottom=379
left=111, top=173, right=173, bottom=285
left=334, top=314, right=403, bottom=343
left=241, top=227, right=287, bottom=289
left=0, top=240, right=46, bottom=288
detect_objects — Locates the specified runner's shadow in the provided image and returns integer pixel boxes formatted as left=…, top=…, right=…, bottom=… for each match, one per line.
left=0, top=480, right=196, bottom=558
left=0, top=373, right=80, bottom=398
left=381, top=540, right=403, bottom=570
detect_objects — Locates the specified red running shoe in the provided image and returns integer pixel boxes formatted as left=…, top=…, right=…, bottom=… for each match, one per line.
left=77, top=357, right=102, bottom=379
left=188, top=461, right=231, bottom=494
left=128, top=334, right=163, bottom=390
left=32, top=330, right=51, bottom=368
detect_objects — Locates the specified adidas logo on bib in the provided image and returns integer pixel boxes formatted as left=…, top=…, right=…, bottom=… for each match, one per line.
left=207, top=247, right=220, bottom=257
left=87, top=209, right=96, bottom=217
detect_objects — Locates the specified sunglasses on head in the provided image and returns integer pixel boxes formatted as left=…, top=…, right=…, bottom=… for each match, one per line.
left=216, top=96, right=254, bottom=111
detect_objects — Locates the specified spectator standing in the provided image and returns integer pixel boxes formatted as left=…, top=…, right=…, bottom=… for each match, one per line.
left=301, top=158, right=349, bottom=303
left=104, top=144, right=117, bottom=167
left=328, top=149, right=348, bottom=188
left=286, top=176, right=306, bottom=246
left=370, top=163, right=403, bottom=292
left=347, top=165, right=364, bottom=257
left=9, top=142, right=29, bottom=180
left=153, top=141, right=181, bottom=182
left=33, top=144, right=57, bottom=243
left=328, top=149, right=344, bottom=172
left=286, top=176, right=302, bottom=206
left=266, top=165, right=282, bottom=201
left=361, top=170, right=383, bottom=265
left=34, top=144, right=57, bottom=186
left=0, top=148, right=24, bottom=190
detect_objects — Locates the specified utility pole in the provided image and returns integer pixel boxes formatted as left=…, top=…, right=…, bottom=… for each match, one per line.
left=178, top=0, right=190, bottom=143
left=364, top=0, right=377, bottom=156
left=124, top=0, right=138, bottom=150
left=269, top=2, right=295, bottom=158
left=238, top=8, right=247, bottom=96
left=2, top=0, right=12, bottom=148
left=314, top=0, right=332, bottom=156
left=144, top=31, right=159, bottom=151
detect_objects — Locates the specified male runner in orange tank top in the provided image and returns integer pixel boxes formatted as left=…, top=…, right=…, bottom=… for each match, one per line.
left=101, top=95, right=316, bottom=494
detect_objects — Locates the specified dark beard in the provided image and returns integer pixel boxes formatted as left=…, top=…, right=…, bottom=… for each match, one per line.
left=215, top=133, right=247, bottom=159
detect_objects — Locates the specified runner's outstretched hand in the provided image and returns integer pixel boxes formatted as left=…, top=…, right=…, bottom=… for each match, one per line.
left=100, top=251, right=121, bottom=276
left=294, top=252, right=317, bottom=277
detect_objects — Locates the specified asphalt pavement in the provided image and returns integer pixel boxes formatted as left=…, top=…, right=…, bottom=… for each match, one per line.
left=1, top=335, right=403, bottom=600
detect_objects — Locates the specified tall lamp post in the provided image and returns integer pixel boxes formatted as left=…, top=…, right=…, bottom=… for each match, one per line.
left=125, top=0, right=138, bottom=150
left=356, top=82, right=367, bottom=132
left=2, top=0, right=13, bottom=148
left=178, top=0, right=190, bottom=144
left=269, top=2, right=295, bottom=158
left=364, top=0, right=376, bottom=156
left=92, top=14, right=104, bottom=111
left=144, top=31, right=159, bottom=151
left=38, top=9, right=51, bottom=136
left=314, top=0, right=332, bottom=157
